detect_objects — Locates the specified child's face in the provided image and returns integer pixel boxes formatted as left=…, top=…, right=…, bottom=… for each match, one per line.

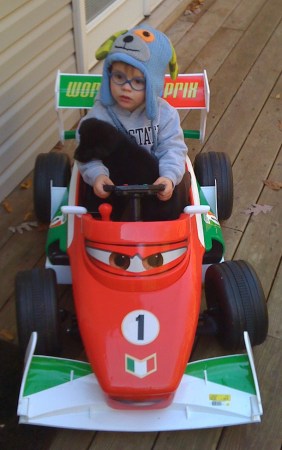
left=110, top=62, right=145, bottom=112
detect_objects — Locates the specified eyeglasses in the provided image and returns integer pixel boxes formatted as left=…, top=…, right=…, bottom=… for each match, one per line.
left=109, top=70, right=146, bottom=91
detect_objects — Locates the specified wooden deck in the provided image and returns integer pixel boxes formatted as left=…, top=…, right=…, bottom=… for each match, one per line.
left=1, top=0, right=281, bottom=448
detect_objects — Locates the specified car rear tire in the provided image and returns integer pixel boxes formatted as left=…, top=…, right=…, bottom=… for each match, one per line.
left=204, top=260, right=268, bottom=350
left=194, top=151, right=233, bottom=220
left=33, top=152, right=71, bottom=223
left=15, top=268, right=61, bottom=356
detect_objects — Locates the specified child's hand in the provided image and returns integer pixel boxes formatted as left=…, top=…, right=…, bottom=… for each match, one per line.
left=154, top=177, right=174, bottom=201
left=93, top=174, right=114, bottom=198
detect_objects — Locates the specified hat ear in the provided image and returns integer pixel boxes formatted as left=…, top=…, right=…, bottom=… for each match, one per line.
left=169, top=43, right=178, bottom=80
left=95, top=30, right=128, bottom=60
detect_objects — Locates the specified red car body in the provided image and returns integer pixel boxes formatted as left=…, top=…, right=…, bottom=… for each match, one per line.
left=67, top=170, right=205, bottom=408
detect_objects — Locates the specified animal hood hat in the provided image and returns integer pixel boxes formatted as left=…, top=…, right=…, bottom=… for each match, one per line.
left=95, top=25, right=178, bottom=120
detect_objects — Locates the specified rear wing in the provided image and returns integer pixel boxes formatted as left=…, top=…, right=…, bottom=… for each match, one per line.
left=55, top=71, right=210, bottom=143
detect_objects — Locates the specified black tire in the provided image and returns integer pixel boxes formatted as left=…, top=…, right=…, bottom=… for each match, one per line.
left=33, top=152, right=71, bottom=223
left=194, top=151, right=233, bottom=220
left=15, top=268, right=60, bottom=356
left=205, top=260, right=268, bottom=351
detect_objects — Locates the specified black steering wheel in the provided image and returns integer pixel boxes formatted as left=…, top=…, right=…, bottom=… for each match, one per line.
left=103, top=184, right=165, bottom=195
left=103, top=184, right=165, bottom=221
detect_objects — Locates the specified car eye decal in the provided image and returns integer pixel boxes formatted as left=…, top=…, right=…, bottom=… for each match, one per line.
left=143, top=253, right=163, bottom=270
left=86, top=247, right=110, bottom=265
left=86, top=247, right=187, bottom=274
left=109, top=252, right=130, bottom=270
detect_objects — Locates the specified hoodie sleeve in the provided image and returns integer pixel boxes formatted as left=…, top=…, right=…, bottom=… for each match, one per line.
left=155, top=99, right=188, bottom=186
left=77, top=160, right=109, bottom=186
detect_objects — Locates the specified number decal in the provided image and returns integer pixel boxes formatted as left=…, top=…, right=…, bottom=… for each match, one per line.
left=122, top=310, right=159, bottom=345
left=136, top=314, right=145, bottom=340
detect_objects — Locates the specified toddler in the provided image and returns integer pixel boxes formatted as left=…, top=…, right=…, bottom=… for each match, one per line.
left=77, top=25, right=189, bottom=220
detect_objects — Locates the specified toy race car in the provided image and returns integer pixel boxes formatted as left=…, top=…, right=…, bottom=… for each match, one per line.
left=15, top=149, right=268, bottom=431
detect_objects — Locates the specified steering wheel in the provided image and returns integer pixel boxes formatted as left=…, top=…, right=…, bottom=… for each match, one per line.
left=103, top=184, right=165, bottom=221
left=103, top=184, right=165, bottom=195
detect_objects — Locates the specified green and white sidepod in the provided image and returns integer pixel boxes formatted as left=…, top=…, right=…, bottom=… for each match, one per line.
left=17, top=332, right=262, bottom=431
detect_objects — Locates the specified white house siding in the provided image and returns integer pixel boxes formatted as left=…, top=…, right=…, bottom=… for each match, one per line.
left=0, top=0, right=80, bottom=202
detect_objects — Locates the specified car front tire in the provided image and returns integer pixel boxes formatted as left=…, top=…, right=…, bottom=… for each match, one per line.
left=15, top=268, right=60, bottom=356
left=204, top=260, right=268, bottom=350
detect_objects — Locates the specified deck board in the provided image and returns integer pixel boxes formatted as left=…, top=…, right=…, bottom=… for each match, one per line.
left=206, top=22, right=282, bottom=161
left=268, top=261, right=282, bottom=340
left=203, top=0, right=282, bottom=155
left=232, top=146, right=281, bottom=296
left=175, top=0, right=242, bottom=72
left=224, top=74, right=282, bottom=227
left=49, top=429, right=96, bottom=450
left=153, top=427, right=222, bottom=450
left=0, top=0, right=281, bottom=448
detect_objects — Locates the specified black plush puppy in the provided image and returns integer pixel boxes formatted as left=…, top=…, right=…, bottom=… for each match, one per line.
left=74, top=118, right=161, bottom=220
left=74, top=118, right=189, bottom=221
left=74, top=118, right=159, bottom=185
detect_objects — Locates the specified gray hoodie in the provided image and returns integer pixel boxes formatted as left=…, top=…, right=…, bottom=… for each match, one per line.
left=77, top=94, right=187, bottom=187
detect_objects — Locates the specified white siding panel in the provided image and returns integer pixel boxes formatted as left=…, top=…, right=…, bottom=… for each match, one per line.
left=0, top=108, right=79, bottom=203
left=1, top=94, right=79, bottom=175
left=0, top=0, right=29, bottom=19
left=0, top=55, right=79, bottom=172
left=1, top=0, right=70, bottom=53
left=0, top=32, right=75, bottom=133
left=1, top=5, right=73, bottom=85
left=0, top=1, right=77, bottom=202
left=1, top=71, right=61, bottom=145
left=1, top=101, right=60, bottom=174
left=0, top=73, right=56, bottom=144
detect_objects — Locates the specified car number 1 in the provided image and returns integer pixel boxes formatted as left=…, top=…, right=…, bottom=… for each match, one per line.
left=121, top=310, right=160, bottom=345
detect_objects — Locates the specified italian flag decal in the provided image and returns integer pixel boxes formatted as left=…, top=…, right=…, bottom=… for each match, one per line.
left=125, top=354, right=157, bottom=378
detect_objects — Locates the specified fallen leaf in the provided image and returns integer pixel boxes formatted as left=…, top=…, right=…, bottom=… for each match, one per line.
left=20, top=179, right=32, bottom=189
left=275, top=93, right=280, bottom=99
left=263, top=179, right=282, bottom=190
left=278, top=119, right=282, bottom=131
left=2, top=201, right=13, bottom=213
left=242, top=204, right=273, bottom=216
left=0, top=329, right=14, bottom=341
left=24, top=211, right=34, bottom=221
left=185, top=0, right=205, bottom=15
left=193, top=6, right=201, bottom=14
